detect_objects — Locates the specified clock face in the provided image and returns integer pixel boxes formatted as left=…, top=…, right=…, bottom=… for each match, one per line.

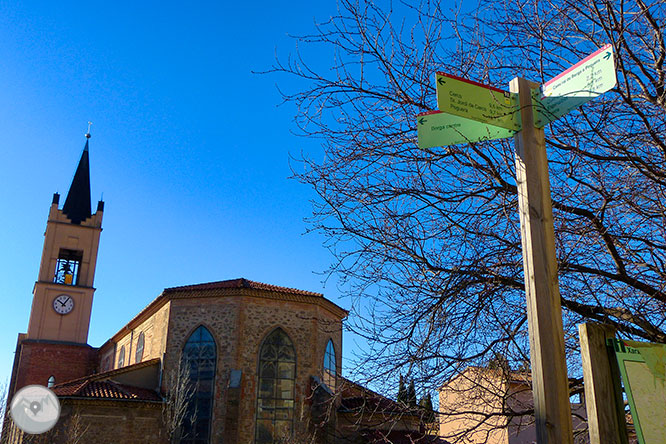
left=53, top=294, right=74, bottom=315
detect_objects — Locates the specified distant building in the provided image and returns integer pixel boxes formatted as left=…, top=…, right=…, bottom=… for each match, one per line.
left=4, top=135, right=437, bottom=444
left=439, top=366, right=588, bottom=444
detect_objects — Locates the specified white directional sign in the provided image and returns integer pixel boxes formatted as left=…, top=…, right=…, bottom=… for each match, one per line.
left=533, top=44, right=616, bottom=127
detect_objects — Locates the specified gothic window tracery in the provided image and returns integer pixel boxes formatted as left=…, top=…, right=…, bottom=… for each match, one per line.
left=255, top=328, right=296, bottom=444
left=180, top=325, right=216, bottom=444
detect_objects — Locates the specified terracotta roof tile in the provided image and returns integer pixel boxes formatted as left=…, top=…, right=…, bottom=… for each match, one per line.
left=165, top=278, right=323, bottom=297
left=52, top=379, right=161, bottom=402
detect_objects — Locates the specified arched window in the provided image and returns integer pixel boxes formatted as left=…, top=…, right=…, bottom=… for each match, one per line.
left=255, top=328, right=296, bottom=444
left=180, top=325, right=216, bottom=444
left=135, top=332, right=145, bottom=363
left=323, top=340, right=336, bottom=388
left=47, top=376, right=55, bottom=388
left=117, top=345, right=125, bottom=368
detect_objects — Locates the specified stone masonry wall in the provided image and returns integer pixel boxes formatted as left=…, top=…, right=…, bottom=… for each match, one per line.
left=162, top=292, right=343, bottom=444
left=235, top=295, right=343, bottom=444
left=164, top=296, right=241, bottom=444
left=111, top=301, right=171, bottom=370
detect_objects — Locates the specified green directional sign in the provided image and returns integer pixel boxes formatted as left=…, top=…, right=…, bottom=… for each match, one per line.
left=436, top=72, right=521, bottom=131
left=533, top=44, right=616, bottom=127
left=417, top=110, right=517, bottom=149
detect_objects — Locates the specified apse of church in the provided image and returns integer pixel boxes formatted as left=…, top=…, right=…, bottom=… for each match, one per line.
left=95, top=278, right=346, bottom=443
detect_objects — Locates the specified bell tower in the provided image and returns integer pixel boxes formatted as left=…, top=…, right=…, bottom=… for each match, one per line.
left=26, top=133, right=104, bottom=343
left=8, top=131, right=104, bottom=399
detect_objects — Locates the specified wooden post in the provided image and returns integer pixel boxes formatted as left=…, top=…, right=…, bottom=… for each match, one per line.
left=511, top=77, right=573, bottom=444
left=579, top=323, right=629, bottom=444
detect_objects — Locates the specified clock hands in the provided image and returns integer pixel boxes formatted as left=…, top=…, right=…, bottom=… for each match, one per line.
left=53, top=295, right=73, bottom=313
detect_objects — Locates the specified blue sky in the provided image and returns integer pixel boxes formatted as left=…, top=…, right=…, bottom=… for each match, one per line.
left=0, top=1, right=364, bottom=384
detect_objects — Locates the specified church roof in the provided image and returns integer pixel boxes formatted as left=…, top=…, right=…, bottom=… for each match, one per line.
left=51, top=358, right=162, bottom=402
left=165, top=278, right=323, bottom=297
left=52, top=379, right=161, bottom=402
left=103, top=278, right=347, bottom=348
left=62, top=137, right=92, bottom=224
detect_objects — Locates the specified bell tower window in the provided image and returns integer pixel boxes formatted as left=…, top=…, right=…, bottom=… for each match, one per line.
left=54, top=249, right=82, bottom=285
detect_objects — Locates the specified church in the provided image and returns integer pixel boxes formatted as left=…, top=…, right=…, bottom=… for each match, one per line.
left=4, top=135, right=439, bottom=444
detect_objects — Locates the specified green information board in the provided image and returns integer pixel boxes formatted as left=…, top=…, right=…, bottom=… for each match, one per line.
left=611, top=339, right=666, bottom=444
left=417, top=110, right=517, bottom=149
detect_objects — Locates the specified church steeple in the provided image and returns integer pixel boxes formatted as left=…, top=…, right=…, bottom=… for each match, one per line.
left=25, top=127, right=104, bottom=344
left=62, top=134, right=92, bottom=224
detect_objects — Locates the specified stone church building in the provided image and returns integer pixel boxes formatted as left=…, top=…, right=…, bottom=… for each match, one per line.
left=4, top=136, right=436, bottom=444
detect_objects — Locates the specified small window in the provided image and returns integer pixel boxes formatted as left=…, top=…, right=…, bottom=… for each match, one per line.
left=323, top=340, right=336, bottom=388
left=117, top=345, right=125, bottom=368
left=135, top=332, right=145, bottom=363
left=47, top=376, right=55, bottom=388
left=54, top=249, right=82, bottom=285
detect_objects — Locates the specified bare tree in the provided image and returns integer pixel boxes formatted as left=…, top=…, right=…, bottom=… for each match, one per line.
left=269, top=0, right=666, bottom=441
left=0, top=381, right=10, bottom=444
left=161, top=363, right=196, bottom=443
left=61, top=408, right=89, bottom=444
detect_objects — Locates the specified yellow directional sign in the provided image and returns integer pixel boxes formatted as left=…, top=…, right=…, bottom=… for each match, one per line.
left=436, top=72, right=521, bottom=131
left=533, top=44, right=617, bottom=127
left=417, top=110, right=517, bottom=149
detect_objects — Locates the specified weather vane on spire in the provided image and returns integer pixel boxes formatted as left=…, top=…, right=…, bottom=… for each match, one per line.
left=85, top=121, right=92, bottom=139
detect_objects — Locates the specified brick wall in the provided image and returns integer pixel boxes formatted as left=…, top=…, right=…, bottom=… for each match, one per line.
left=11, top=339, right=97, bottom=394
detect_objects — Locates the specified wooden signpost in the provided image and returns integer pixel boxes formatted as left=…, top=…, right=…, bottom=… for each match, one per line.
left=417, top=45, right=617, bottom=444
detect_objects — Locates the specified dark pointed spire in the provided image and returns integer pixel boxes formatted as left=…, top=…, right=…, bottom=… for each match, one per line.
left=62, top=132, right=92, bottom=224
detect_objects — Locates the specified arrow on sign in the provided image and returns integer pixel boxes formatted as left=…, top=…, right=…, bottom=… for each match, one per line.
left=417, top=110, right=517, bottom=149
left=436, top=72, right=521, bottom=131
left=533, top=44, right=616, bottom=127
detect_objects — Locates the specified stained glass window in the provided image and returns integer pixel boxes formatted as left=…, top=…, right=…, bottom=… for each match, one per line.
left=255, top=328, right=296, bottom=444
left=180, top=325, right=216, bottom=444
left=323, top=340, right=336, bottom=389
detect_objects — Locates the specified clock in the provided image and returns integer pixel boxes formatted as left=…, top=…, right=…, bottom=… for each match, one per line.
left=53, top=294, right=74, bottom=315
